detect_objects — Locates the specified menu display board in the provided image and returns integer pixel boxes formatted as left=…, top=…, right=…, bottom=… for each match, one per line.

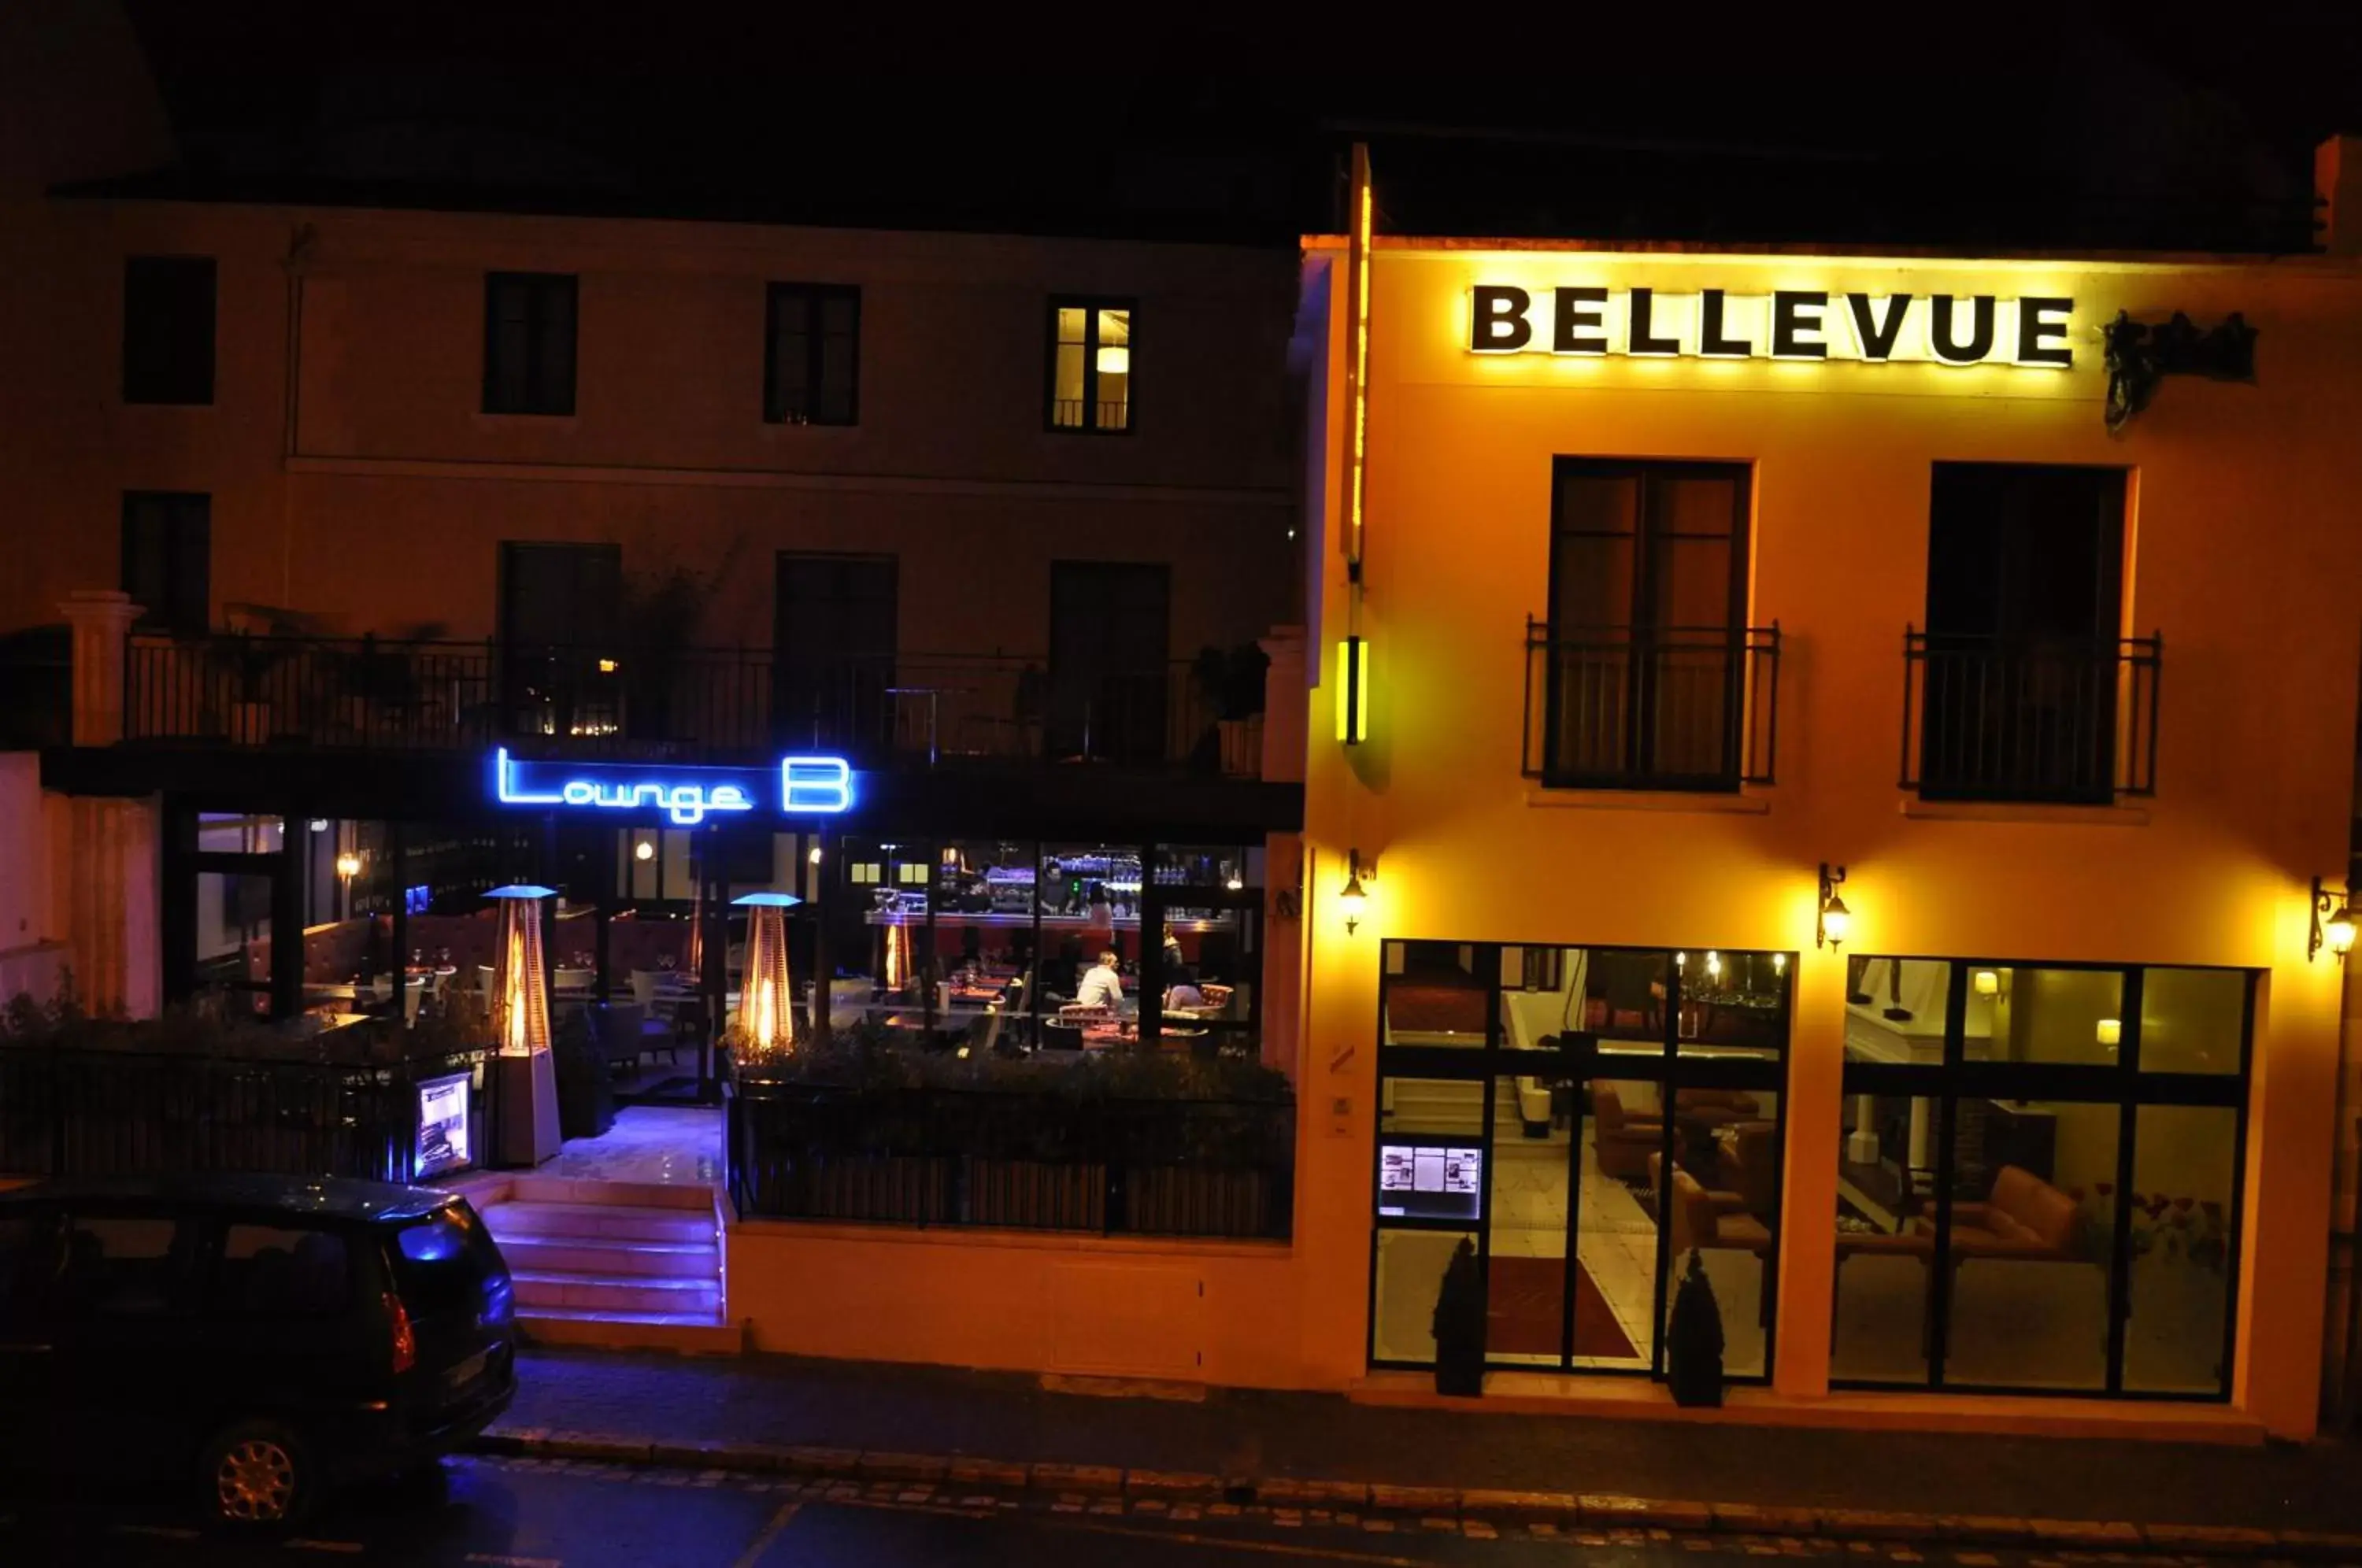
left=415, top=1071, right=472, bottom=1179
left=1376, top=1141, right=1484, bottom=1221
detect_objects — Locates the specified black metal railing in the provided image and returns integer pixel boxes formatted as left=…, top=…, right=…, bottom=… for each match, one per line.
left=122, top=635, right=1235, bottom=772
left=727, top=1082, right=1294, bottom=1240
left=0, top=1045, right=487, bottom=1184
left=1050, top=398, right=1131, bottom=431
left=1901, top=629, right=2162, bottom=803
left=1522, top=620, right=1780, bottom=790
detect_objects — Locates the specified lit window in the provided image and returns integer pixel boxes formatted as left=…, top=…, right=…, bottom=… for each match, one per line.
left=1048, top=298, right=1131, bottom=434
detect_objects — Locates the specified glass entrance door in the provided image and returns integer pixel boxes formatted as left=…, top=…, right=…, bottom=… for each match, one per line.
left=1371, top=941, right=1791, bottom=1385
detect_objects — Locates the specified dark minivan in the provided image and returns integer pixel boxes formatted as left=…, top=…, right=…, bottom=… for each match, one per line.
left=0, top=1175, right=516, bottom=1524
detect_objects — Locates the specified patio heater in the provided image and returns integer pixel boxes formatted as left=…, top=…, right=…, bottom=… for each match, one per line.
left=883, top=919, right=910, bottom=993
left=487, top=884, right=563, bottom=1167
left=730, top=892, right=802, bottom=1062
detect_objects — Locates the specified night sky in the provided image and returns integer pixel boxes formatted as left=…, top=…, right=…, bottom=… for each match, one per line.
left=101, top=2, right=2362, bottom=250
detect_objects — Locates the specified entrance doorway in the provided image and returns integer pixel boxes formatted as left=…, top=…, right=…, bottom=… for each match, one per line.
left=1370, top=941, right=1790, bottom=1384
left=1047, top=560, right=1168, bottom=763
left=774, top=551, right=897, bottom=756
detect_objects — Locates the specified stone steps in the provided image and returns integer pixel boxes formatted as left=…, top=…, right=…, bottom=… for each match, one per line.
left=471, top=1177, right=733, bottom=1354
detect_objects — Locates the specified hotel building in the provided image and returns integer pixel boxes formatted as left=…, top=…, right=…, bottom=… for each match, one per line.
left=1286, top=145, right=2362, bottom=1438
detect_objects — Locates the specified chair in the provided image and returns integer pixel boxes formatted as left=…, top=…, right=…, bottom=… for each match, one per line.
left=593, top=1003, right=650, bottom=1075
left=1672, top=1087, right=1763, bottom=1133
left=1718, top=1120, right=1781, bottom=1217
left=1040, top=1019, right=1085, bottom=1052
left=1590, top=1084, right=1664, bottom=1182
left=1655, top=1159, right=1773, bottom=1258
left=1515, top=1076, right=1554, bottom=1137
left=554, top=967, right=594, bottom=994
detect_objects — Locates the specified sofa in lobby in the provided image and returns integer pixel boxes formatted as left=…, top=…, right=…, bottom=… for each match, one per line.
left=1912, top=1164, right=2083, bottom=1261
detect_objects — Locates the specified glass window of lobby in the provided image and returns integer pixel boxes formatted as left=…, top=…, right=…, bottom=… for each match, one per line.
left=765, top=283, right=860, bottom=426
left=1049, top=299, right=1131, bottom=432
left=122, top=255, right=216, bottom=406
left=1372, top=941, right=1790, bottom=1383
left=1832, top=957, right=2251, bottom=1398
left=483, top=272, right=579, bottom=416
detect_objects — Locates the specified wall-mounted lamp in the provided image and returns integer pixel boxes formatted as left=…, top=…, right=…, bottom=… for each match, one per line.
left=809, top=844, right=825, bottom=866
left=1772, top=952, right=1787, bottom=976
left=1816, top=863, right=1851, bottom=949
left=1973, top=968, right=2001, bottom=998
left=2096, top=1017, right=2123, bottom=1049
left=2312, top=875, right=2356, bottom=962
left=1339, top=849, right=1372, bottom=934
left=634, top=839, right=657, bottom=863
left=1704, top=951, right=1722, bottom=981
left=335, top=851, right=362, bottom=880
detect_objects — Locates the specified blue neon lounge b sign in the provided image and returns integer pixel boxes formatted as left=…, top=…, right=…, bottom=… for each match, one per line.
left=491, top=749, right=855, bottom=825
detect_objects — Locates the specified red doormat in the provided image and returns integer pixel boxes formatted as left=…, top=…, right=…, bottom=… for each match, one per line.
left=1486, top=1253, right=1641, bottom=1362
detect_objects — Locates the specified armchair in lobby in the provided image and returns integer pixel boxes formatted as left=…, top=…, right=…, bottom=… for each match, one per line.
left=1590, top=1084, right=1663, bottom=1181
left=1716, top=1120, right=1781, bottom=1218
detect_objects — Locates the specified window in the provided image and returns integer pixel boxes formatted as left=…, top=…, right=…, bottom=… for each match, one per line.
left=121, top=491, right=211, bottom=634
left=483, top=272, right=578, bottom=415
left=217, top=1224, right=351, bottom=1317
left=1048, top=299, right=1131, bottom=433
left=123, top=256, right=216, bottom=405
left=1537, top=460, right=1765, bottom=790
left=1910, top=464, right=2141, bottom=803
left=1831, top=956, right=2251, bottom=1399
left=58, top=1213, right=196, bottom=1317
left=1373, top=941, right=1790, bottom=1383
left=765, top=284, right=859, bottom=425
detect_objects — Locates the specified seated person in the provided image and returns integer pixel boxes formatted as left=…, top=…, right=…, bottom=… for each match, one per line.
left=1075, top=948, right=1124, bottom=1012
left=1160, top=933, right=1206, bottom=1009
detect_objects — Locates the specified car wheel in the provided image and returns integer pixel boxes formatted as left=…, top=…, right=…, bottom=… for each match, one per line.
left=200, top=1420, right=313, bottom=1526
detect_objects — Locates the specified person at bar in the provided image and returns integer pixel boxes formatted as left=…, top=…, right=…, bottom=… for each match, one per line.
left=1075, top=947, right=1124, bottom=1011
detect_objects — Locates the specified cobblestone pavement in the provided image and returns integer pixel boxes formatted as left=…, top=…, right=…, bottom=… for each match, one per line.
left=0, top=1454, right=2267, bottom=1567
left=500, top=1347, right=2362, bottom=1537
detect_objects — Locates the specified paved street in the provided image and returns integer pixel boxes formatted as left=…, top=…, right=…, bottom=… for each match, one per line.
left=0, top=1454, right=2079, bottom=1568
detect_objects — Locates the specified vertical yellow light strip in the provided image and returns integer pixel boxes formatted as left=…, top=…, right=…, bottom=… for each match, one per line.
left=1342, top=143, right=1373, bottom=570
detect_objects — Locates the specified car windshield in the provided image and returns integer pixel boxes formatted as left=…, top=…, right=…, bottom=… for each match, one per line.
left=387, top=1202, right=505, bottom=1315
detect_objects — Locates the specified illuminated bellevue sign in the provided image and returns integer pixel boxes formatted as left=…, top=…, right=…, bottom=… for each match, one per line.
left=491, top=749, right=855, bottom=824
left=1468, top=286, right=2076, bottom=368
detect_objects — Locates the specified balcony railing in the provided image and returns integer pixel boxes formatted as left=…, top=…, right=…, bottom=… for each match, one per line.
left=1522, top=619, right=1781, bottom=791
left=121, top=634, right=1243, bottom=772
left=1901, top=628, right=2162, bottom=803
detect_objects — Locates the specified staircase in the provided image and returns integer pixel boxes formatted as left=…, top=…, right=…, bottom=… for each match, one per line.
left=475, top=1177, right=739, bottom=1354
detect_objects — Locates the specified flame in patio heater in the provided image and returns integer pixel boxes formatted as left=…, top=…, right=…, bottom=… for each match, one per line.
left=486, top=886, right=555, bottom=1057
left=733, top=893, right=801, bottom=1059
left=883, top=921, right=910, bottom=991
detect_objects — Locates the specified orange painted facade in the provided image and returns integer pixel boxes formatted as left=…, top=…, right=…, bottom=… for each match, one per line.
left=1289, top=234, right=2362, bottom=1437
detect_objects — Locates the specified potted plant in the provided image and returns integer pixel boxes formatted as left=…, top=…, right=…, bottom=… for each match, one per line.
left=1431, top=1237, right=1486, bottom=1396
left=1666, top=1249, right=1725, bottom=1407
left=615, top=546, right=735, bottom=745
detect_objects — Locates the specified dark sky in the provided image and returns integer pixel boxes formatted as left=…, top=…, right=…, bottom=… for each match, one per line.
left=106, top=2, right=2362, bottom=250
